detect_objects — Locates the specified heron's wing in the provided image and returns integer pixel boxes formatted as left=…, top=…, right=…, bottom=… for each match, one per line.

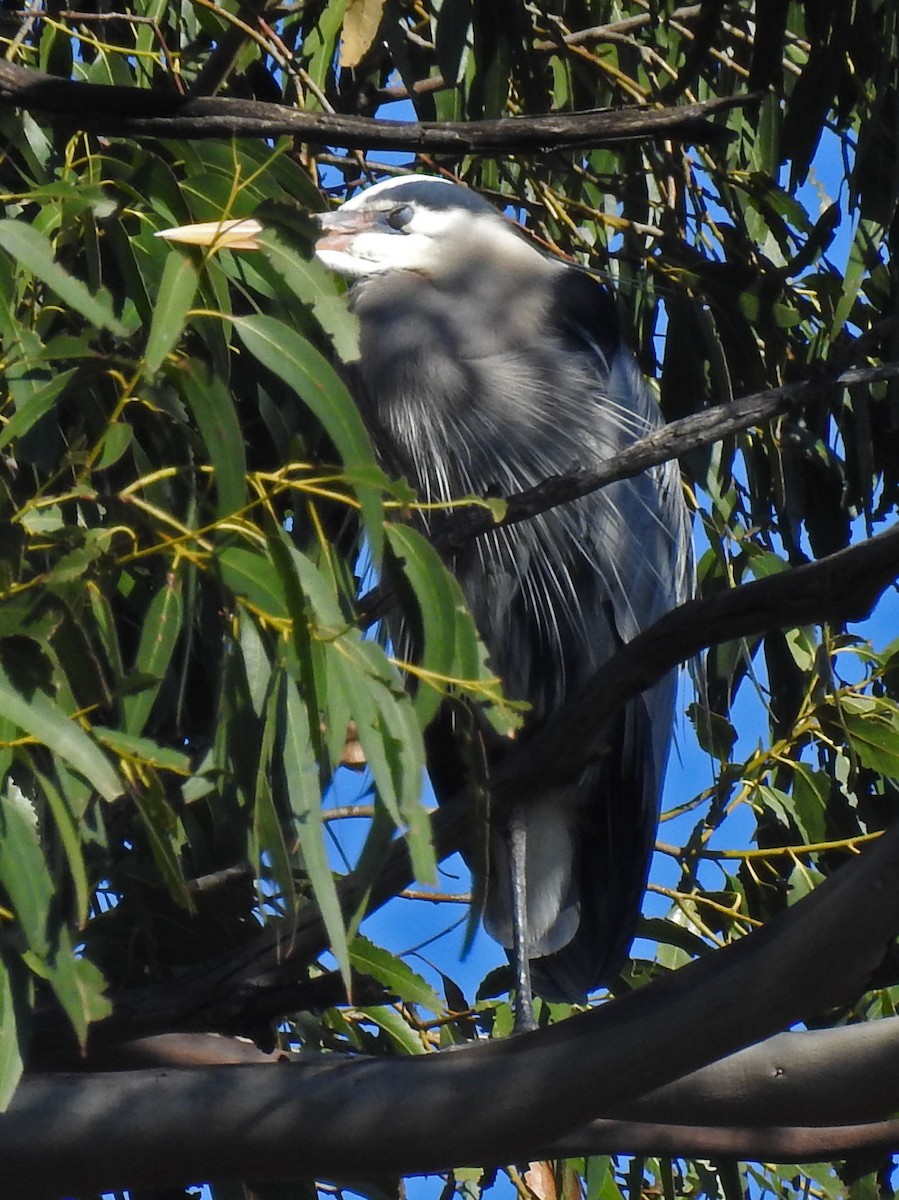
left=520, top=269, right=690, bottom=1000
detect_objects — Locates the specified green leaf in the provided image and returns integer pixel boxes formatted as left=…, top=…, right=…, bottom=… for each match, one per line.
left=349, top=933, right=444, bottom=1014
left=94, top=420, right=133, bottom=470
left=122, top=572, right=184, bottom=736
left=356, top=1004, right=427, bottom=1054
left=0, top=218, right=127, bottom=336
left=144, top=251, right=198, bottom=374
left=219, top=546, right=288, bottom=620
left=325, top=638, right=434, bottom=884
left=232, top=313, right=383, bottom=559
left=176, top=360, right=247, bottom=520
left=0, top=667, right=123, bottom=801
left=0, top=367, right=78, bottom=451
left=0, top=956, right=26, bottom=1111
left=305, top=0, right=346, bottom=100
left=251, top=670, right=295, bottom=918
left=92, top=727, right=191, bottom=774
left=282, top=678, right=350, bottom=993
left=34, top=768, right=91, bottom=927
left=132, top=774, right=191, bottom=909
left=754, top=783, right=796, bottom=829
left=384, top=523, right=458, bottom=725
left=24, top=929, right=111, bottom=1045
left=384, top=522, right=516, bottom=737
left=0, top=786, right=53, bottom=957
left=256, top=226, right=360, bottom=362
left=842, top=703, right=899, bottom=778
left=267, top=530, right=328, bottom=771
left=789, top=763, right=829, bottom=844
left=238, top=613, right=273, bottom=716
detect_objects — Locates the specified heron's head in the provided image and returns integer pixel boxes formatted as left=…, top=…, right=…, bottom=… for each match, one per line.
left=314, top=175, right=507, bottom=280
left=155, top=175, right=549, bottom=284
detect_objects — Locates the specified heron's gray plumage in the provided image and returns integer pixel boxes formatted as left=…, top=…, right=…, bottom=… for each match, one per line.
left=316, top=175, right=691, bottom=1004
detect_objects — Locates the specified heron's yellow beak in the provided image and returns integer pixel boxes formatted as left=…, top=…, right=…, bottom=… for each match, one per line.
left=155, top=218, right=264, bottom=252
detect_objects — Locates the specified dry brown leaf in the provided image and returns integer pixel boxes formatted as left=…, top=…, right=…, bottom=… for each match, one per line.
left=339, top=0, right=387, bottom=68
left=340, top=720, right=367, bottom=769
left=524, top=1161, right=557, bottom=1200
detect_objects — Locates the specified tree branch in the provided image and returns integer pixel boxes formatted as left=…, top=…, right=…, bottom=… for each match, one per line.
left=504, top=519, right=899, bottom=803
left=0, top=60, right=747, bottom=148
left=7, top=825, right=899, bottom=1195
left=431, top=362, right=899, bottom=554
left=358, top=361, right=899, bottom=625
left=545, top=1118, right=899, bottom=1163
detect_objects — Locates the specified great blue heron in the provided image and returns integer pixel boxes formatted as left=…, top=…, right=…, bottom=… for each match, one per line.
left=160, top=175, right=691, bottom=1031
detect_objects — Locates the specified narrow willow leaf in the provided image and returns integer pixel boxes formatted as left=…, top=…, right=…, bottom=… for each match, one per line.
left=0, top=666, right=123, bottom=801
left=385, top=690, right=435, bottom=885
left=122, top=572, right=184, bottom=737
left=384, top=522, right=459, bottom=725
left=832, top=219, right=882, bottom=337
left=95, top=421, right=133, bottom=470
left=175, top=360, right=247, bottom=520
left=33, top=768, right=90, bottom=927
left=327, top=646, right=403, bottom=830
left=282, top=679, right=350, bottom=994
left=232, top=313, right=383, bottom=560
left=132, top=776, right=191, bottom=909
left=267, top=530, right=327, bottom=770
left=144, top=251, right=198, bottom=374
left=384, top=522, right=515, bottom=736
left=304, top=0, right=346, bottom=97
left=790, top=763, right=829, bottom=845
left=218, top=546, right=288, bottom=621
left=92, top=727, right=191, bottom=774
left=0, top=957, right=25, bottom=1111
left=24, top=929, right=111, bottom=1045
left=842, top=709, right=899, bottom=778
left=255, top=228, right=360, bottom=362
left=87, top=582, right=124, bottom=678
left=252, top=673, right=295, bottom=918
left=349, top=933, right=444, bottom=1013
left=0, top=218, right=127, bottom=336
left=0, top=367, right=77, bottom=451
left=238, top=613, right=273, bottom=717
left=755, top=784, right=797, bottom=829
left=0, top=787, right=53, bottom=957
left=328, top=635, right=434, bottom=885
left=346, top=800, right=397, bottom=936
left=356, top=1004, right=426, bottom=1054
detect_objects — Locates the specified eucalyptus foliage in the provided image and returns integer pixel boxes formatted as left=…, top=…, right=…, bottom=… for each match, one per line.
left=1, top=3, right=899, bottom=1200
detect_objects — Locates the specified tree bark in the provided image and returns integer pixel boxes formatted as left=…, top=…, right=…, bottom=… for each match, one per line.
left=0, top=60, right=747, bottom=148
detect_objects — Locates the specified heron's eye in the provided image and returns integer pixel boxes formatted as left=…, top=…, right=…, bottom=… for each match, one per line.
left=386, top=204, right=414, bottom=231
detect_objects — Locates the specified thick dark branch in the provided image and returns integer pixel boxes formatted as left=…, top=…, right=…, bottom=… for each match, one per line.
left=0, top=60, right=746, bottom=148
left=546, top=1119, right=899, bottom=1162
left=66, top=1019, right=899, bottom=1127
left=7, top=825, right=899, bottom=1195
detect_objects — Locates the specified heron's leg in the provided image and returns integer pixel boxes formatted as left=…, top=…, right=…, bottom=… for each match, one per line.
left=507, top=808, right=538, bottom=1033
